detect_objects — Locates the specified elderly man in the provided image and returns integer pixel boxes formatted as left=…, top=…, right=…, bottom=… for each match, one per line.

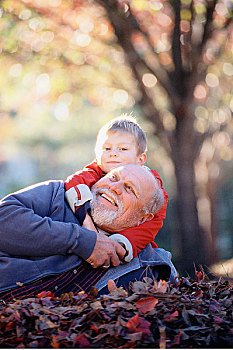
left=0, top=165, right=177, bottom=301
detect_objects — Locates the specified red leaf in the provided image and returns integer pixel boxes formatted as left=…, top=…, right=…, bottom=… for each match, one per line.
left=37, top=291, right=55, bottom=299
left=137, top=318, right=151, bottom=336
left=195, top=269, right=204, bottom=282
left=163, top=310, right=179, bottom=322
left=73, top=334, right=90, bottom=347
left=5, top=321, right=15, bottom=331
left=126, top=314, right=151, bottom=336
left=213, top=316, right=224, bottom=324
left=172, top=330, right=181, bottom=346
left=126, top=314, right=140, bottom=330
left=135, top=297, right=158, bottom=314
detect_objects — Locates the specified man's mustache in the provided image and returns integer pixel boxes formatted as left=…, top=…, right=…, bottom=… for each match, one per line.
left=92, top=187, right=122, bottom=210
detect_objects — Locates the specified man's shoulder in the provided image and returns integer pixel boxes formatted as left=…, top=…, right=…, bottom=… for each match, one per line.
left=14, top=180, right=64, bottom=195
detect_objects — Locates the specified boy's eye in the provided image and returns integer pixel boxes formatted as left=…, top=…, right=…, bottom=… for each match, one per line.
left=120, top=147, right=128, bottom=151
left=104, top=147, right=111, bottom=151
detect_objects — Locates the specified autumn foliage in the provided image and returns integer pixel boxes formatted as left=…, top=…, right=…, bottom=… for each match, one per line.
left=0, top=272, right=232, bottom=348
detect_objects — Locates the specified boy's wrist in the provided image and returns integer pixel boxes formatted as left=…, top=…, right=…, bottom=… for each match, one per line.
left=110, top=234, right=133, bottom=262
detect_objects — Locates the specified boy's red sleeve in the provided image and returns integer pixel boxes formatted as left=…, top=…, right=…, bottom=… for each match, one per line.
left=64, top=161, right=104, bottom=190
left=119, top=170, right=168, bottom=257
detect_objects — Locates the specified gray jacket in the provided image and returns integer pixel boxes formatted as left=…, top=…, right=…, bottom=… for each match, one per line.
left=0, top=181, right=178, bottom=293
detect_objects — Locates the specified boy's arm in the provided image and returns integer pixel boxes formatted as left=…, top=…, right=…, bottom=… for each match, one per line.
left=64, top=161, right=104, bottom=213
left=111, top=178, right=168, bottom=261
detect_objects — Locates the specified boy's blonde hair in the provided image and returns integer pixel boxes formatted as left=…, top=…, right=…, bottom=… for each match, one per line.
left=95, top=114, right=147, bottom=156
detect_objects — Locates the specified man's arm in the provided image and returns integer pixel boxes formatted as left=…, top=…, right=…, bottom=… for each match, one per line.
left=0, top=181, right=125, bottom=267
left=0, top=181, right=96, bottom=259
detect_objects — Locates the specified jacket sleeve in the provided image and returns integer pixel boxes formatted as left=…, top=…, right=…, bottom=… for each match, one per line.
left=64, top=161, right=104, bottom=213
left=0, top=181, right=97, bottom=260
left=116, top=170, right=169, bottom=258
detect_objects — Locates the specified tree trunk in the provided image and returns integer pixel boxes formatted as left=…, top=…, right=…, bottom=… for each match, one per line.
left=206, top=169, right=219, bottom=264
left=171, top=116, right=210, bottom=276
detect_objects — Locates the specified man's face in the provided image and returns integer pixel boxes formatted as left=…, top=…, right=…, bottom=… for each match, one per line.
left=90, top=165, right=155, bottom=232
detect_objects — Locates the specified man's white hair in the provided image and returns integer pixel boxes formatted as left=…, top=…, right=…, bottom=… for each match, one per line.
left=141, top=166, right=165, bottom=215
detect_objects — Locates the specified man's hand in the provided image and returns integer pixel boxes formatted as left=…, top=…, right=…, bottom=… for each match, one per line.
left=86, top=231, right=126, bottom=268
left=82, top=213, right=98, bottom=232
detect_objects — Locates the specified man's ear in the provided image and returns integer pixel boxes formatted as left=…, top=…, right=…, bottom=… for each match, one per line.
left=137, top=153, right=147, bottom=166
left=137, top=213, right=154, bottom=226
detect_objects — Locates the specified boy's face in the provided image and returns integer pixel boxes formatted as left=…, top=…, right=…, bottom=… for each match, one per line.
left=96, top=131, right=146, bottom=173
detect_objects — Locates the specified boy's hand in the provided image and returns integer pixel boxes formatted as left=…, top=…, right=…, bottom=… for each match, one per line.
left=82, top=213, right=97, bottom=232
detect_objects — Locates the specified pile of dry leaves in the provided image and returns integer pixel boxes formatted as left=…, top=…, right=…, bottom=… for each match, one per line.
left=0, top=271, right=232, bottom=348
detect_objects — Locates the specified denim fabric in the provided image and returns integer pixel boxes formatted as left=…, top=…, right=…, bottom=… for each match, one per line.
left=94, top=245, right=178, bottom=291
left=98, top=266, right=159, bottom=295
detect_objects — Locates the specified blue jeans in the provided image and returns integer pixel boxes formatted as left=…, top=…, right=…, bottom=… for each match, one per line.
left=98, top=266, right=159, bottom=295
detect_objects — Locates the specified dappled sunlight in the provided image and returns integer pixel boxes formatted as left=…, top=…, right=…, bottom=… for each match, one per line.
left=206, top=73, right=219, bottom=88
left=211, top=258, right=233, bottom=278
left=142, top=73, right=157, bottom=88
left=36, top=73, right=50, bottom=95
left=197, top=196, right=211, bottom=232
left=193, top=83, right=208, bottom=103
left=0, top=0, right=232, bottom=272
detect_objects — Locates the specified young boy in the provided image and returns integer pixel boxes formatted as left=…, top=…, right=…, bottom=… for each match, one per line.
left=64, top=115, right=168, bottom=262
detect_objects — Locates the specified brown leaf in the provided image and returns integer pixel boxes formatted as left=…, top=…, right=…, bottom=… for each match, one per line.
left=131, top=281, right=150, bottom=294
left=89, top=286, right=98, bottom=298
left=151, top=280, right=168, bottom=294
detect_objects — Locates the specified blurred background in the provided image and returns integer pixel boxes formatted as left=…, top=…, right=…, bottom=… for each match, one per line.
left=0, top=0, right=232, bottom=277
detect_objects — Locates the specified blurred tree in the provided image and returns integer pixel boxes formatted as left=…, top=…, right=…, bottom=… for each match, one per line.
left=0, top=0, right=232, bottom=274
left=95, top=0, right=233, bottom=273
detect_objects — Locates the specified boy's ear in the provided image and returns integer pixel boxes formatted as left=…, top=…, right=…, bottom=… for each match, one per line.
left=137, top=153, right=147, bottom=166
left=137, top=213, right=154, bottom=226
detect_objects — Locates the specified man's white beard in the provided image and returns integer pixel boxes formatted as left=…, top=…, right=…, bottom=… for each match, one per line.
left=90, top=188, right=123, bottom=227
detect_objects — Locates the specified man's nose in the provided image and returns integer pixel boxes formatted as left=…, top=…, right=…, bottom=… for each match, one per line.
left=109, top=181, right=123, bottom=195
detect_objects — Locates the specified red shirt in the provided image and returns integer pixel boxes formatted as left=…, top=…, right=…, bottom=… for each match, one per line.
left=65, top=161, right=168, bottom=257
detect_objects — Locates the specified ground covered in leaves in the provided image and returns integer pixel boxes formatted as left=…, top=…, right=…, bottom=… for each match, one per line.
left=0, top=273, right=232, bottom=348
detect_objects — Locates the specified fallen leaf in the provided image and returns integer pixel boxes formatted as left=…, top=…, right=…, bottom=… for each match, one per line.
left=126, top=314, right=151, bottom=336
left=126, top=314, right=140, bottom=330
left=163, top=310, right=179, bottom=322
left=73, top=333, right=90, bottom=347
left=151, top=280, right=168, bottom=294
left=159, top=326, right=166, bottom=349
left=37, top=291, right=54, bottom=299
left=195, top=267, right=204, bottom=282
left=135, top=296, right=158, bottom=314
left=108, top=279, right=117, bottom=293
left=192, top=289, right=203, bottom=298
